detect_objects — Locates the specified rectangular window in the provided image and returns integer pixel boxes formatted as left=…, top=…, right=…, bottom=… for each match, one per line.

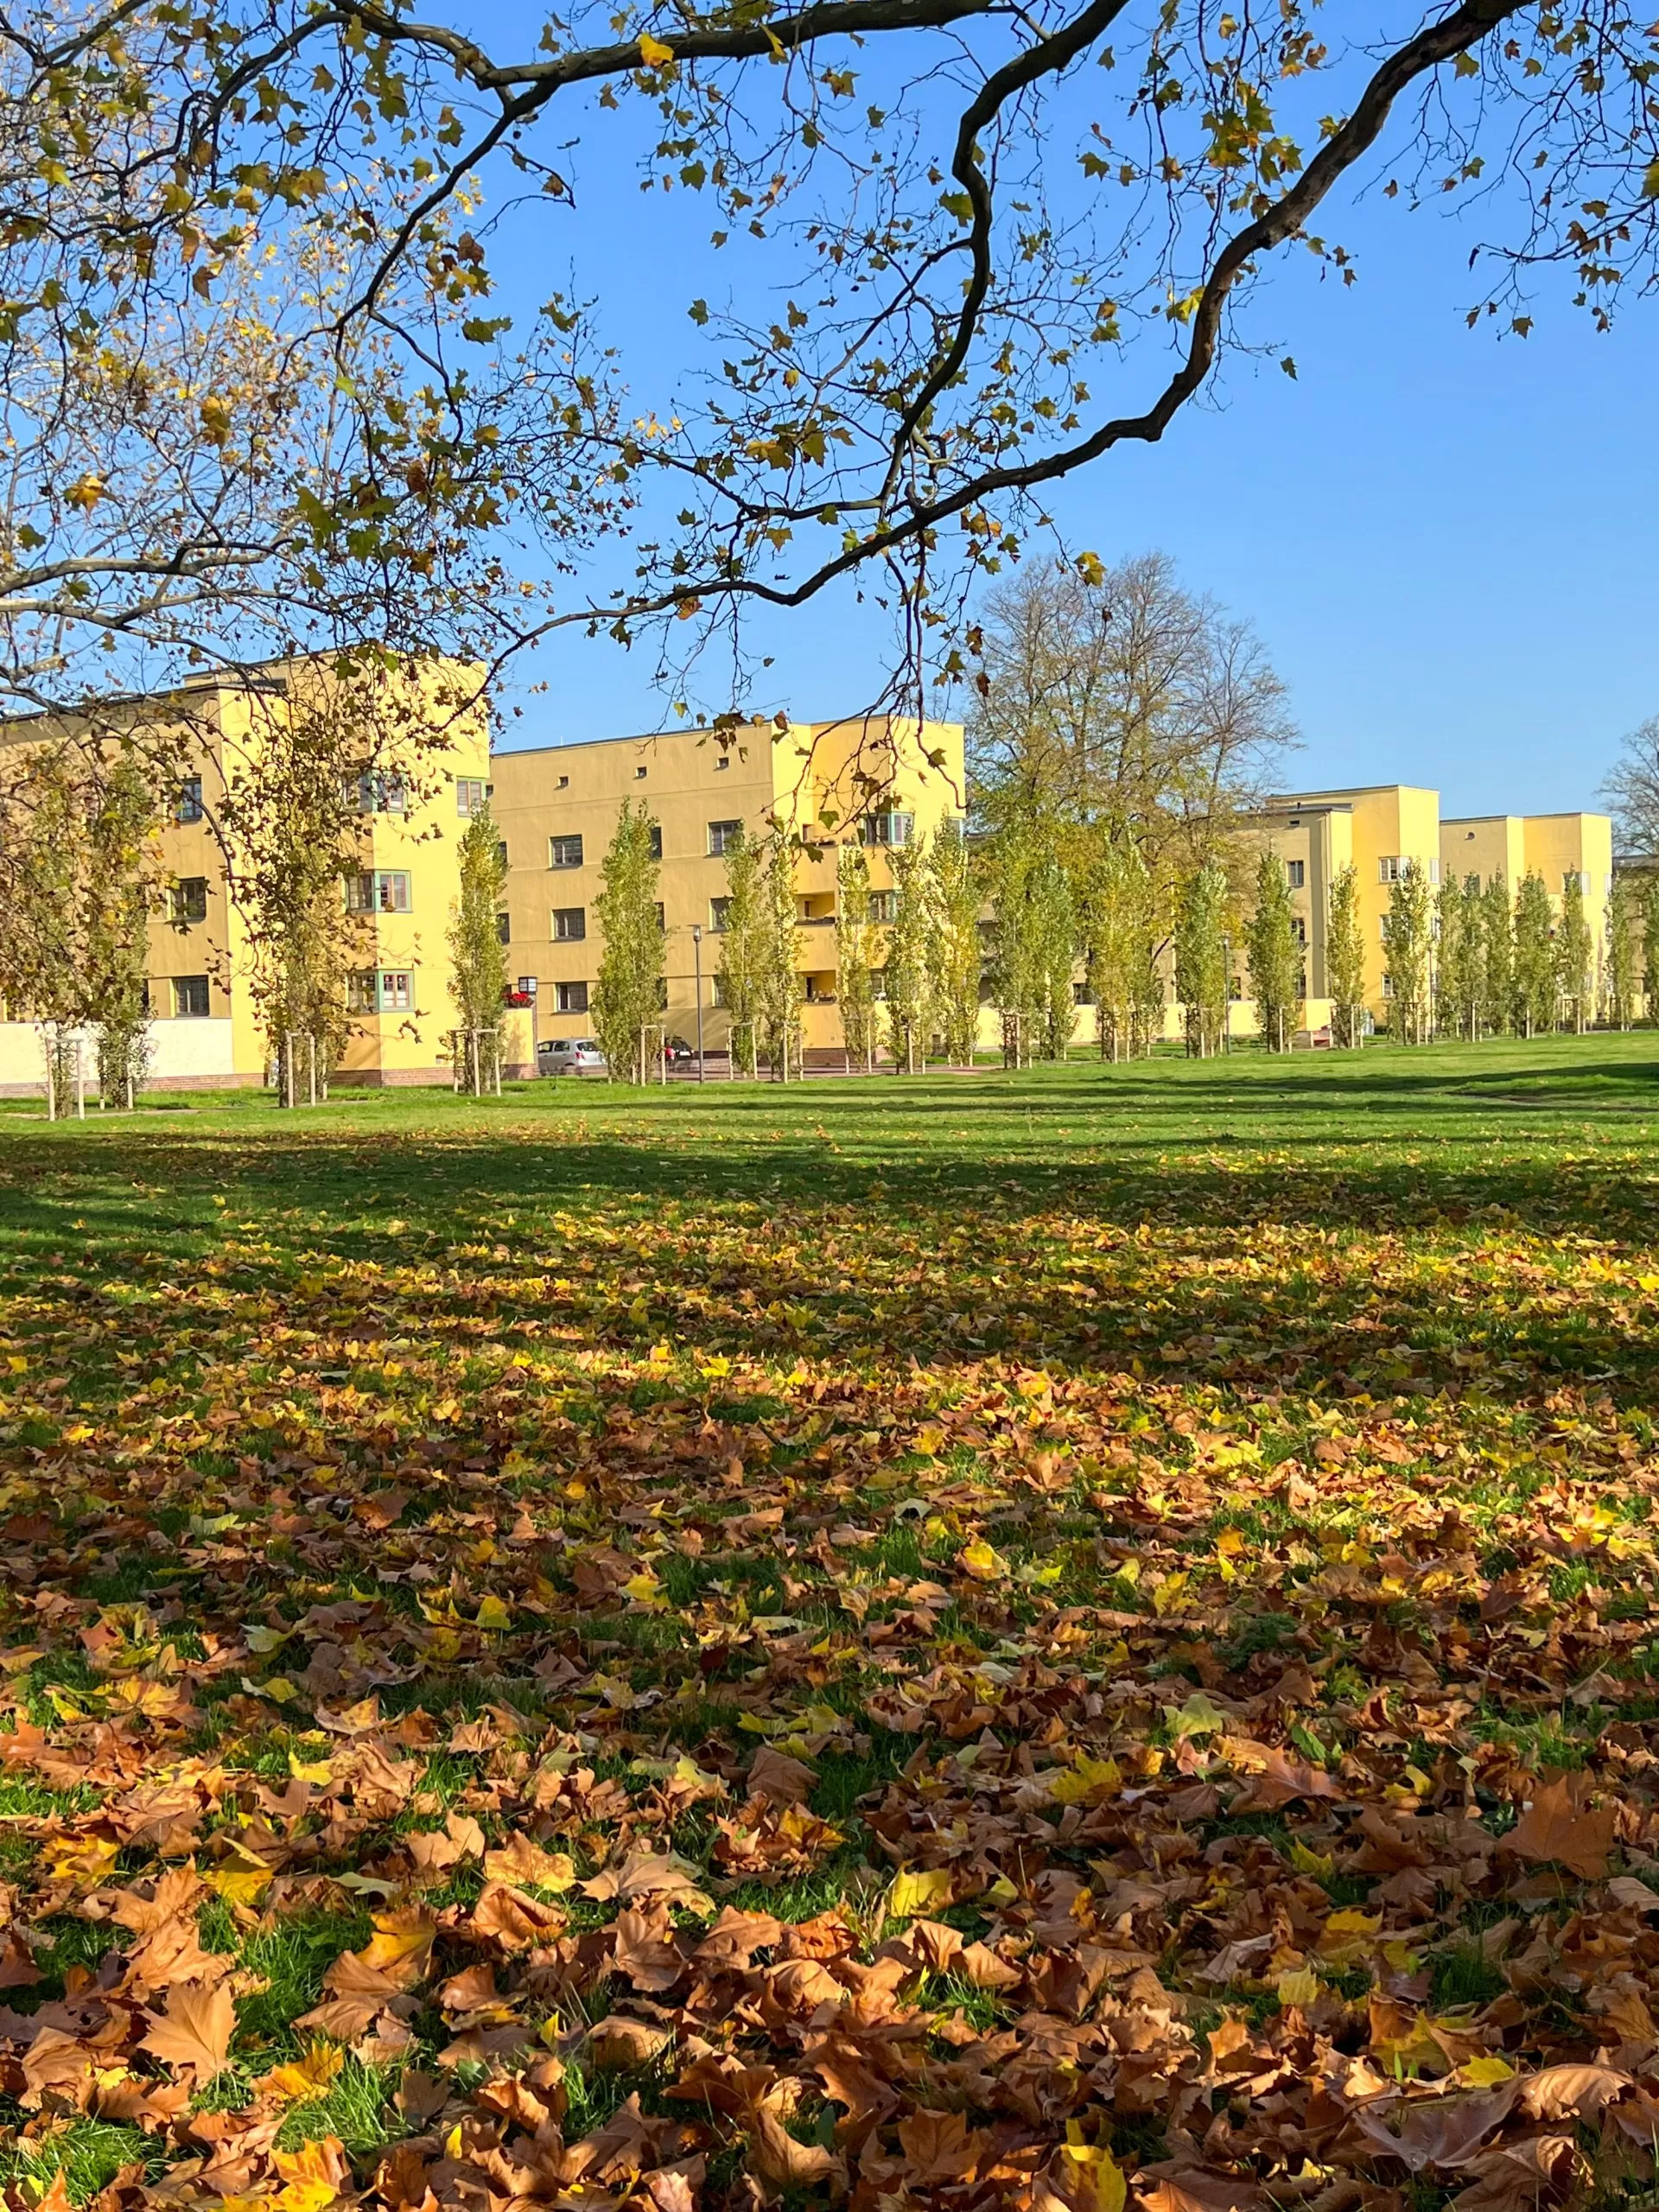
left=1291, top=916, right=1306, bottom=945
left=712, top=974, right=728, bottom=1007
left=634, top=765, right=647, bottom=780
left=648, top=825, right=663, bottom=860
left=549, top=835, right=584, bottom=869
left=175, top=777, right=204, bottom=825
left=173, top=975, right=210, bottom=1018
left=708, top=819, right=741, bottom=858
left=349, top=772, right=406, bottom=815
left=345, top=870, right=411, bottom=914
left=495, top=841, right=508, bottom=869
left=1563, top=868, right=1585, bottom=893
left=871, top=966, right=889, bottom=1001
left=496, top=912, right=511, bottom=945
left=456, top=778, right=491, bottom=817
left=860, top=811, right=914, bottom=849
left=556, top=979, right=588, bottom=1014
left=552, top=907, right=586, bottom=941
left=1378, top=855, right=1405, bottom=884
left=709, top=895, right=731, bottom=931
left=1286, top=859, right=1305, bottom=889
left=170, top=877, right=208, bottom=924
left=1429, top=858, right=1441, bottom=885
left=1381, top=973, right=1395, bottom=999
left=347, top=969, right=414, bottom=1014
left=714, top=755, right=730, bottom=772
left=868, top=891, right=896, bottom=924
left=654, top=901, right=666, bottom=931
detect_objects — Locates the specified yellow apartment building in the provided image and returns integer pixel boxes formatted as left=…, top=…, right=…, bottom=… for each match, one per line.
left=491, top=714, right=965, bottom=1058
left=0, top=664, right=1623, bottom=1091
left=0, top=657, right=518, bottom=1093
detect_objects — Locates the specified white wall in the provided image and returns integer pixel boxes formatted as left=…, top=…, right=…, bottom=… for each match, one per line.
left=0, top=1018, right=238, bottom=1095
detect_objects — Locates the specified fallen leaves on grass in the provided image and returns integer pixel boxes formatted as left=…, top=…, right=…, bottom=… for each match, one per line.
left=7, top=1131, right=1659, bottom=2211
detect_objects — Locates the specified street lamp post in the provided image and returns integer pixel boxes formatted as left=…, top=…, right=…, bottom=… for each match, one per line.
left=692, top=924, right=705, bottom=1083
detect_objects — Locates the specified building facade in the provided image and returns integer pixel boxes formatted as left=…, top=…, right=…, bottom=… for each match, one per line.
left=491, top=714, right=965, bottom=1058
left=1231, top=786, right=1612, bottom=1030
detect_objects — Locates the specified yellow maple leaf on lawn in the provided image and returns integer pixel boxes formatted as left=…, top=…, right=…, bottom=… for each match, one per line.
left=888, top=1865, right=953, bottom=1917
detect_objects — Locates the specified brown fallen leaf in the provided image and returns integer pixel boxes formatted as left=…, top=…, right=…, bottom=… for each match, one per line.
left=1503, top=1774, right=1619, bottom=1881
left=140, top=1979, right=236, bottom=2078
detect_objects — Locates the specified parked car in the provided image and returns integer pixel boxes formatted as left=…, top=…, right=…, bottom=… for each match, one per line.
left=663, top=1034, right=695, bottom=1064
left=537, top=1038, right=607, bottom=1077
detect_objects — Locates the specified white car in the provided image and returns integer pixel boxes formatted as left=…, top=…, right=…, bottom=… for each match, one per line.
left=537, top=1037, right=607, bottom=1077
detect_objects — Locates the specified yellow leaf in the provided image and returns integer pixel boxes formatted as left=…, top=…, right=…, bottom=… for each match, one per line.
left=958, top=1539, right=1007, bottom=1580
left=638, top=32, right=674, bottom=63
left=1061, top=2126, right=1127, bottom=2212
left=1166, top=1691, right=1224, bottom=1739
left=1048, top=1753, right=1122, bottom=1806
left=203, top=1840, right=274, bottom=1909
left=1459, top=2054, right=1515, bottom=2086
left=1151, top=1572, right=1190, bottom=1616
left=475, top=1593, right=512, bottom=1630
left=289, top=1750, right=334, bottom=1785
left=888, top=1865, right=952, bottom=1917
left=260, top=2042, right=344, bottom=2104
left=1288, top=1840, right=1335, bottom=1879
left=1275, top=1967, right=1321, bottom=2008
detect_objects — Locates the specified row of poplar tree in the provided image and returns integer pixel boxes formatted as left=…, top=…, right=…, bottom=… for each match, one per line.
left=571, top=790, right=1659, bottom=1081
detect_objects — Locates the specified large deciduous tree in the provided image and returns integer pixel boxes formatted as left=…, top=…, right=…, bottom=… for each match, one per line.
left=1, top=0, right=1646, bottom=775
left=1601, top=719, right=1659, bottom=857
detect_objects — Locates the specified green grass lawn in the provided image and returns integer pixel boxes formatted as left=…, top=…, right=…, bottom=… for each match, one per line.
left=3, top=1033, right=1659, bottom=2212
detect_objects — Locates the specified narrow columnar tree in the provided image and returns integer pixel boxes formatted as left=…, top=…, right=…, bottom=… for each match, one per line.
left=1174, top=863, right=1230, bottom=1058
left=1554, top=869, right=1593, bottom=1033
left=1479, top=875, right=1515, bottom=1037
left=754, top=831, right=803, bottom=1078
left=1434, top=874, right=1470, bottom=1040
left=835, top=841, right=879, bottom=1069
left=926, top=820, right=982, bottom=1065
left=1033, top=849, right=1078, bottom=1062
left=1606, top=874, right=1639, bottom=1032
left=715, top=825, right=764, bottom=1076
left=1244, top=850, right=1300, bottom=1052
left=448, top=801, right=510, bottom=1092
left=83, top=752, right=156, bottom=1109
left=1382, top=861, right=1433, bottom=1045
left=1325, top=863, right=1368, bottom=1048
left=592, top=798, right=665, bottom=1084
left=1639, top=874, right=1659, bottom=1025
left=986, top=806, right=1052, bottom=1068
left=1081, top=836, right=1155, bottom=1061
left=884, top=840, right=935, bottom=1075
left=1511, top=871, right=1557, bottom=1039
left=3, top=744, right=156, bottom=1111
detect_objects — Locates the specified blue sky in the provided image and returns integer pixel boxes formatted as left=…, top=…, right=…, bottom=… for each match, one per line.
left=483, top=45, right=1659, bottom=821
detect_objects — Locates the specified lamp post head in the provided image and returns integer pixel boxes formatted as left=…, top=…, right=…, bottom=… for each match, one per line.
left=692, top=924, right=702, bottom=944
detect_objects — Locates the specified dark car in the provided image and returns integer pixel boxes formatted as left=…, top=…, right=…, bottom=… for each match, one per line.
left=663, top=1034, right=696, bottom=1063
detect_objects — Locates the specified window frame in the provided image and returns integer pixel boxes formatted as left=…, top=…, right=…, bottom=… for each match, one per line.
left=551, top=906, right=587, bottom=942
left=707, top=819, right=741, bottom=858
left=555, top=979, right=589, bottom=1014
left=549, top=834, right=584, bottom=869
left=172, top=974, right=211, bottom=1018
left=169, top=876, right=208, bottom=925
left=175, top=776, right=204, bottom=826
